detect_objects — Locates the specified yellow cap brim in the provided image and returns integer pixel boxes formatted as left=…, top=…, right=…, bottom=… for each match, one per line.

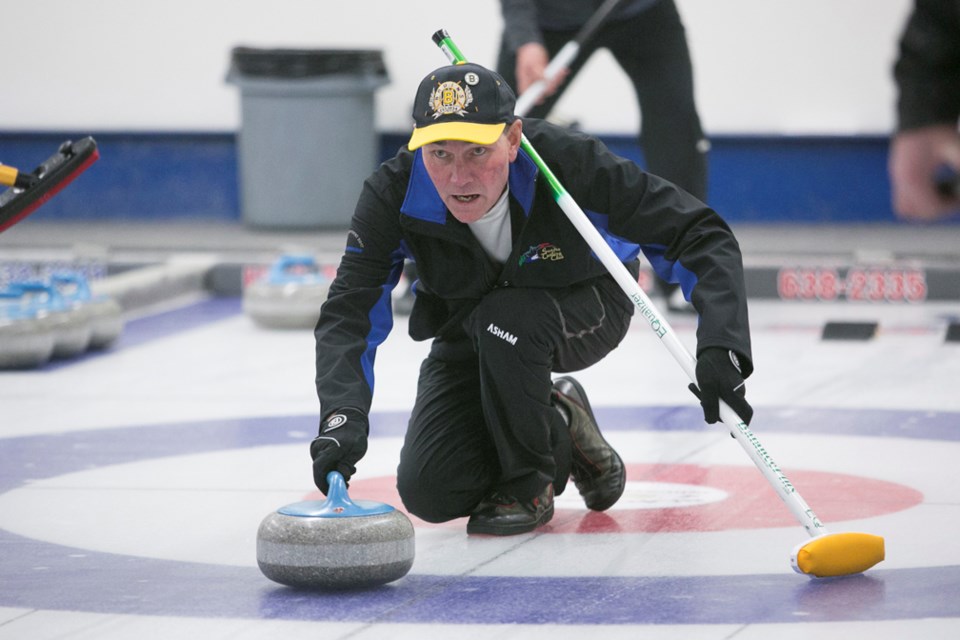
left=408, top=121, right=506, bottom=151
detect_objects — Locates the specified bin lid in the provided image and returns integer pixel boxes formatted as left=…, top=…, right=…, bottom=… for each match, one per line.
left=230, top=47, right=388, bottom=79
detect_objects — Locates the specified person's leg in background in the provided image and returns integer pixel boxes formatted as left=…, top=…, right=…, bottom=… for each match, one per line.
left=607, top=0, right=707, bottom=311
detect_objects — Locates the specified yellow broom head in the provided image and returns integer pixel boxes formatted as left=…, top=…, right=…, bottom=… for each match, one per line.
left=791, top=532, right=885, bottom=578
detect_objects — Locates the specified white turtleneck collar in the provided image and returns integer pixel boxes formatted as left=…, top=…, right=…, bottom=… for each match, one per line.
left=467, top=188, right=512, bottom=264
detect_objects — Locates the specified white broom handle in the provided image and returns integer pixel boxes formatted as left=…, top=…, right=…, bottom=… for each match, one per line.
left=554, top=192, right=828, bottom=539
left=433, top=28, right=829, bottom=539
left=514, top=0, right=628, bottom=117
left=514, top=41, right=580, bottom=118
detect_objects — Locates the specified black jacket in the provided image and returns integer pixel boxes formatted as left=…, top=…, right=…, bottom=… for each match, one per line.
left=894, top=0, right=960, bottom=130
left=315, top=119, right=751, bottom=417
left=500, top=0, right=662, bottom=48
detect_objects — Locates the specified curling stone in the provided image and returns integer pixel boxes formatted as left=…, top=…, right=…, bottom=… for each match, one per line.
left=50, top=272, right=123, bottom=349
left=243, top=254, right=332, bottom=329
left=13, top=280, right=92, bottom=358
left=257, top=471, right=415, bottom=590
left=0, top=295, right=56, bottom=369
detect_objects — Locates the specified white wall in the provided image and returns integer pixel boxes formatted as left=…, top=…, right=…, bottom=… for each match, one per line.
left=1, top=0, right=913, bottom=135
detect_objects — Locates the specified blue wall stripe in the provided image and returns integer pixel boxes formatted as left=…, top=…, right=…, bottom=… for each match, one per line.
left=2, top=131, right=902, bottom=223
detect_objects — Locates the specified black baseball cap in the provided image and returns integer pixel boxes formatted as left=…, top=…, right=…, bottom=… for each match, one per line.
left=408, top=63, right=517, bottom=151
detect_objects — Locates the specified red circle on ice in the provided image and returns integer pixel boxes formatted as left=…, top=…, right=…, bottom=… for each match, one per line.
left=303, top=463, right=923, bottom=534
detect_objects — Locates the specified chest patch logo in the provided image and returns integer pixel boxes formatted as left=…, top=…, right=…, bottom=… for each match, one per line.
left=519, top=242, right=564, bottom=266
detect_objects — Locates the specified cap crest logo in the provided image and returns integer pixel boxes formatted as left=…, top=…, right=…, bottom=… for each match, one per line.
left=429, top=80, right=473, bottom=119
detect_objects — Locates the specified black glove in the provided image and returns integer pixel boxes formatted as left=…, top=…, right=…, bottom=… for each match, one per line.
left=309, top=407, right=369, bottom=494
left=688, top=347, right=753, bottom=425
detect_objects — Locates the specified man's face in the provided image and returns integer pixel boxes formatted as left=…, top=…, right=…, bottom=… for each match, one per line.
left=421, top=120, right=523, bottom=223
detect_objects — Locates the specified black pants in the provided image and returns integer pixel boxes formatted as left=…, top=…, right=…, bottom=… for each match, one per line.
left=496, top=0, right=707, bottom=200
left=396, top=277, right=633, bottom=523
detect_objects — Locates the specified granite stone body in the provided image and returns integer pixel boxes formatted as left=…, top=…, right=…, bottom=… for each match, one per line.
left=257, top=508, right=415, bottom=589
left=243, top=255, right=331, bottom=329
left=84, top=297, right=124, bottom=348
left=256, top=472, right=415, bottom=590
left=0, top=315, right=55, bottom=368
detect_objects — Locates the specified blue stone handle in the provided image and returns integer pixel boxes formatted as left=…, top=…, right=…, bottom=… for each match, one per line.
left=277, top=471, right=395, bottom=518
left=325, top=471, right=355, bottom=511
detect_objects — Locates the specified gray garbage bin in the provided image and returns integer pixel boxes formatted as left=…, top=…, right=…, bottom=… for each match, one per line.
left=227, top=47, right=389, bottom=229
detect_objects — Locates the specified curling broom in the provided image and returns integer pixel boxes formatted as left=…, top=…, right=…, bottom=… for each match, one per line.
left=0, top=137, right=100, bottom=233
left=432, top=29, right=885, bottom=578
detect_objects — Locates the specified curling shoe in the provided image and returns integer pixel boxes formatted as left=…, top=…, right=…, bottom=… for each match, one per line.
left=552, top=376, right=626, bottom=511
left=466, top=485, right=554, bottom=536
